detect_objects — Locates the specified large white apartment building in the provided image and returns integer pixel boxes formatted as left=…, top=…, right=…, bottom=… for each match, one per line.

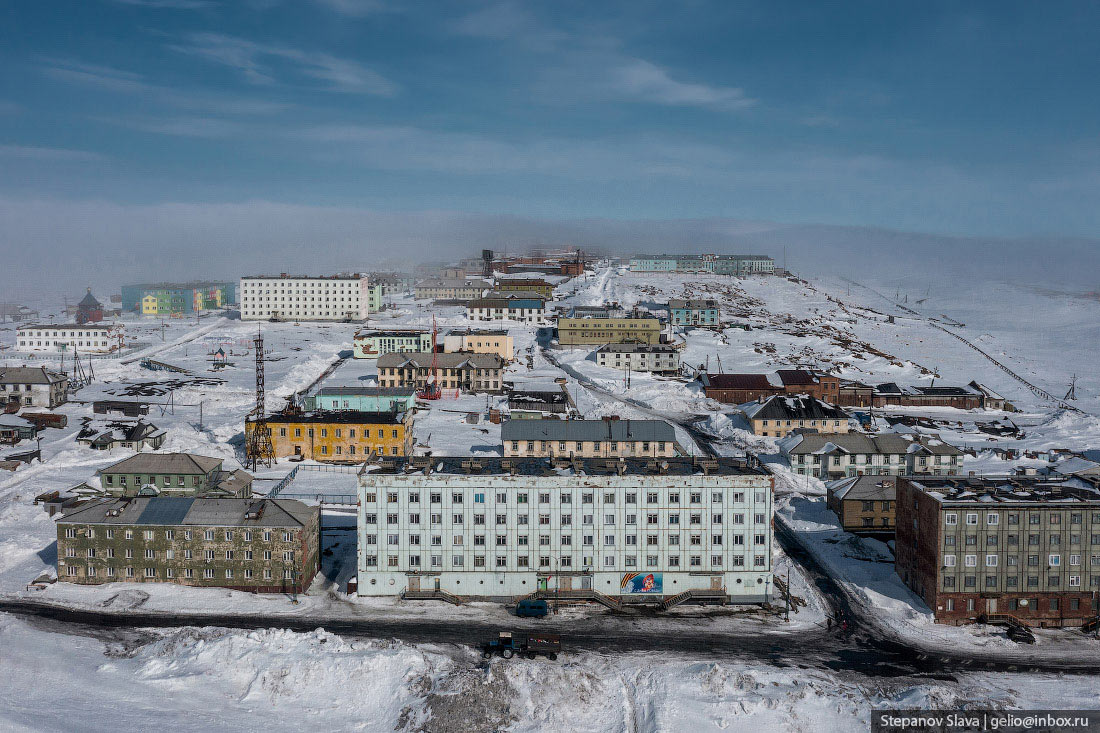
left=239, top=274, right=370, bottom=321
left=357, top=456, right=774, bottom=604
left=16, top=324, right=122, bottom=353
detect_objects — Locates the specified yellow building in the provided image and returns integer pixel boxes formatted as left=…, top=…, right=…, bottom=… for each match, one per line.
left=443, top=328, right=514, bottom=361
left=248, top=410, right=413, bottom=462
left=556, top=315, right=662, bottom=346
left=141, top=295, right=159, bottom=315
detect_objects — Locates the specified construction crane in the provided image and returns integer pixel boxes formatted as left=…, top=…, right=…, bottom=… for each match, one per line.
left=417, top=316, right=442, bottom=400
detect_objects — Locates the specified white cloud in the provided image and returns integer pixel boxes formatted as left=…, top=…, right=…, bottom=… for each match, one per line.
left=171, top=33, right=396, bottom=95
left=0, top=145, right=105, bottom=161
left=607, top=58, right=755, bottom=111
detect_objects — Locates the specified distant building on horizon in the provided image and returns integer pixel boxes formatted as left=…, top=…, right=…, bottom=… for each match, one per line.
left=121, top=281, right=236, bottom=315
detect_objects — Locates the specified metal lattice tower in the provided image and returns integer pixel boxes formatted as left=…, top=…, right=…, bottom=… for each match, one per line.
left=246, top=329, right=275, bottom=468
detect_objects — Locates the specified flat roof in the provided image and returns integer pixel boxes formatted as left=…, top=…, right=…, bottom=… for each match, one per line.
left=909, top=476, right=1100, bottom=506
left=260, top=410, right=408, bottom=425
left=362, top=455, right=769, bottom=478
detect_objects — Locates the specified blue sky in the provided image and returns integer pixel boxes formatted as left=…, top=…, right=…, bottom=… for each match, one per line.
left=1, top=0, right=1099, bottom=239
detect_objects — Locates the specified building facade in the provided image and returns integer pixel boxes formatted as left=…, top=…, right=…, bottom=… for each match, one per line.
left=95, top=452, right=253, bottom=498
left=56, top=497, right=320, bottom=593
left=17, top=324, right=122, bottom=353
left=466, top=297, right=546, bottom=324
left=356, top=456, right=774, bottom=603
left=414, top=278, right=488, bottom=301
left=825, top=475, right=897, bottom=534
left=629, top=254, right=774, bottom=275
left=739, top=395, right=850, bottom=438
left=872, top=383, right=986, bottom=410
left=239, top=274, right=369, bottom=321
left=502, top=418, right=679, bottom=458
left=122, top=282, right=236, bottom=315
left=895, top=476, right=1100, bottom=627
left=593, top=344, right=681, bottom=374
left=556, top=312, right=662, bottom=346
left=442, top=329, right=514, bottom=361
left=493, top=278, right=555, bottom=299
left=699, top=370, right=840, bottom=404
left=781, top=432, right=964, bottom=479
left=353, top=330, right=433, bottom=359
left=77, top=420, right=167, bottom=452
left=309, top=386, right=417, bottom=413
left=377, top=352, right=505, bottom=393
left=250, top=410, right=413, bottom=461
left=0, top=366, right=69, bottom=408
left=667, top=299, right=721, bottom=328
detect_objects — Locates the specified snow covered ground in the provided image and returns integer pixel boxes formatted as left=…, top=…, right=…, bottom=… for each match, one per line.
left=2, top=267, right=1100, bottom=729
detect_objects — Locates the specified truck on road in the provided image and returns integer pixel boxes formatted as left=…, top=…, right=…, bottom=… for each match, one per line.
left=482, top=631, right=561, bottom=660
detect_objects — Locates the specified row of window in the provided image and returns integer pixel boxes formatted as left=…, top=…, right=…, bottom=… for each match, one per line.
left=363, top=490, right=768, bottom=505
left=945, top=553, right=1093, bottom=567
left=943, top=574, right=1091, bottom=589
left=509, top=440, right=669, bottom=453
left=279, top=426, right=401, bottom=439
left=945, top=534, right=1100, bottom=547
left=63, top=527, right=295, bottom=541
left=944, top=597, right=1088, bottom=613
left=363, top=554, right=769, bottom=569
left=364, top=533, right=769, bottom=547
left=363, top=513, right=768, bottom=527
left=67, top=546, right=293, bottom=561
left=945, top=511, right=1099, bottom=525
left=68, top=565, right=293, bottom=580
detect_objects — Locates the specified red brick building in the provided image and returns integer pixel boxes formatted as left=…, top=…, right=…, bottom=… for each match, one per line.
left=895, top=475, right=1100, bottom=627
left=700, top=369, right=839, bottom=404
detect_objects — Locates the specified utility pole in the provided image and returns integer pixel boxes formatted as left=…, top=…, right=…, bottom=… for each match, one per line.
left=785, top=567, right=790, bottom=622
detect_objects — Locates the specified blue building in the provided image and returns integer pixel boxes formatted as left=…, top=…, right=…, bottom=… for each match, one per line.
left=628, top=254, right=774, bottom=276
left=667, top=298, right=722, bottom=329
left=307, top=386, right=417, bottom=413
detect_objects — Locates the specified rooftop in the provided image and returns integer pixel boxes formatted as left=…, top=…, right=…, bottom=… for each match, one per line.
left=596, top=343, right=678, bottom=354
left=259, top=409, right=408, bottom=425
left=100, top=452, right=222, bottom=476
left=740, top=395, right=848, bottom=421
left=58, top=497, right=315, bottom=527
left=667, top=298, right=720, bottom=309
left=377, top=351, right=504, bottom=369
left=0, top=366, right=68, bottom=385
left=315, top=386, right=416, bottom=397
left=909, top=476, right=1100, bottom=505
left=502, top=418, right=676, bottom=444
left=828, top=475, right=897, bottom=502
left=354, top=330, right=429, bottom=339
left=242, top=273, right=366, bottom=280
left=361, top=455, right=768, bottom=478
left=19, top=323, right=116, bottom=331
left=780, top=431, right=963, bottom=456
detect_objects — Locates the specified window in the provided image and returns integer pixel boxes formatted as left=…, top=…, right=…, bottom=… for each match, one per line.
left=945, top=513, right=957, bottom=526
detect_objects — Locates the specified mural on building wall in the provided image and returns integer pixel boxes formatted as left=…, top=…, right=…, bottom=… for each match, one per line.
left=621, top=572, right=662, bottom=593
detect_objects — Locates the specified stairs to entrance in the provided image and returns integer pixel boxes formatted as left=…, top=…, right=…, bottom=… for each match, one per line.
left=402, top=588, right=466, bottom=605
left=660, top=589, right=727, bottom=610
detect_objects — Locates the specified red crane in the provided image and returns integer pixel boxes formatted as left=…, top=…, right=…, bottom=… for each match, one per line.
left=417, top=316, right=442, bottom=400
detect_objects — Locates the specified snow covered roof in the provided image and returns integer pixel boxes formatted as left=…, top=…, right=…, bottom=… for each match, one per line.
left=362, top=455, right=768, bottom=478
left=316, top=386, right=416, bottom=397
left=910, top=476, right=1100, bottom=505
left=667, top=299, right=719, bottom=310
left=377, top=351, right=504, bottom=369
left=59, top=497, right=315, bottom=527
left=781, top=432, right=963, bottom=457
left=0, top=366, right=68, bottom=385
left=101, top=451, right=220, bottom=475
left=739, top=395, right=848, bottom=421
left=502, top=418, right=676, bottom=444
left=827, top=475, right=897, bottom=502
left=1051, top=457, right=1100, bottom=476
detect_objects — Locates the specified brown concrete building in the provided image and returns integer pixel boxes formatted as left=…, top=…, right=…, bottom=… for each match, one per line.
left=895, top=475, right=1100, bottom=627
left=699, top=369, right=839, bottom=404
left=57, top=496, right=320, bottom=594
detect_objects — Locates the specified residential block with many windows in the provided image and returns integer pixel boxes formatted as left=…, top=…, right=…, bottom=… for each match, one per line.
left=356, top=456, right=774, bottom=603
left=248, top=409, right=413, bottom=461
left=895, top=475, right=1100, bottom=627
left=56, top=497, right=320, bottom=593
left=239, top=274, right=370, bottom=321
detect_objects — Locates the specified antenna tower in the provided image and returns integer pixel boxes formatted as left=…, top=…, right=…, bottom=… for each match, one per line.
left=246, top=329, right=275, bottom=468
left=1065, top=374, right=1078, bottom=401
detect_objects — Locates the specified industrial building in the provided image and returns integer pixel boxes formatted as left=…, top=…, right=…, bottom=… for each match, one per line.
left=239, top=274, right=370, bottom=321
left=56, top=497, right=320, bottom=594
left=356, top=456, right=774, bottom=604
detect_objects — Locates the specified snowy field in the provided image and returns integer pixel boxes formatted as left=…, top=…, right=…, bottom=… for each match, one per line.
left=2, top=268, right=1100, bottom=730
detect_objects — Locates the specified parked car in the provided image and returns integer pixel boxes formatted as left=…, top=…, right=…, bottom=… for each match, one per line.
left=1007, top=625, right=1035, bottom=644
left=483, top=631, right=560, bottom=660
left=516, top=598, right=549, bottom=618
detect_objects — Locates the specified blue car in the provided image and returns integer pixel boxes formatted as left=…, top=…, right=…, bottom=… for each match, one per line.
left=516, top=599, right=549, bottom=618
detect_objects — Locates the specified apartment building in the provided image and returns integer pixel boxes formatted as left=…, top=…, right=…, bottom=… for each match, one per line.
left=466, top=297, right=546, bottom=324
left=356, top=456, right=774, bottom=603
left=353, top=330, right=432, bottom=359
left=593, top=344, right=681, bottom=374
left=442, top=329, right=514, bottom=361
left=414, top=278, right=489, bottom=301
left=826, top=475, right=896, bottom=534
left=556, top=308, right=662, bottom=346
left=895, top=475, right=1100, bottom=627
left=738, top=395, right=850, bottom=438
left=377, top=352, right=505, bottom=394
left=493, top=278, right=555, bottom=299
left=239, top=274, right=369, bottom=321
left=628, top=254, right=774, bottom=275
left=121, top=281, right=236, bottom=315
left=667, top=299, right=721, bottom=329
left=95, top=452, right=253, bottom=498
left=56, top=497, right=319, bottom=593
left=780, top=432, right=964, bottom=479
left=17, top=324, right=122, bottom=353
left=502, top=418, right=679, bottom=458
left=0, top=366, right=69, bottom=408
left=249, top=410, right=413, bottom=461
